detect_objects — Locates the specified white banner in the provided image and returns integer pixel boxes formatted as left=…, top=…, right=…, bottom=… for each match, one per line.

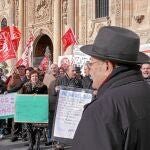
left=53, top=87, right=92, bottom=139
left=140, top=44, right=150, bottom=57
left=0, top=93, right=16, bottom=118
left=58, top=45, right=90, bottom=69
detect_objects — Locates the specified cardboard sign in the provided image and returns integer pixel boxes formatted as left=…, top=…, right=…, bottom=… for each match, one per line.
left=15, top=94, right=48, bottom=123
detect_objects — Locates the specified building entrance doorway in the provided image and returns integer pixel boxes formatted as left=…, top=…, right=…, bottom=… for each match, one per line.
left=33, top=34, right=53, bottom=67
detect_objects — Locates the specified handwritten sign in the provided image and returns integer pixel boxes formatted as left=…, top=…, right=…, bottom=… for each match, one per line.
left=0, top=93, right=16, bottom=119
left=53, top=87, right=92, bottom=140
left=15, top=94, right=48, bottom=123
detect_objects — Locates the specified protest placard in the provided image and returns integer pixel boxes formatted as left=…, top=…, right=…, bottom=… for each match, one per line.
left=15, top=94, right=48, bottom=123
left=52, top=86, right=93, bottom=145
left=0, top=93, right=16, bottom=119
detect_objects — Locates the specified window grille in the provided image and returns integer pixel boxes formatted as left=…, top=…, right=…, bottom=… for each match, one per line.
left=95, top=0, right=109, bottom=18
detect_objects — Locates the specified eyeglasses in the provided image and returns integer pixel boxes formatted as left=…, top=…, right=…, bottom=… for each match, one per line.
left=89, top=61, right=99, bottom=67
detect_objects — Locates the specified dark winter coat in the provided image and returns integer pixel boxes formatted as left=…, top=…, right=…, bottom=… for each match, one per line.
left=72, top=66, right=150, bottom=150
left=0, top=79, right=7, bottom=94
left=22, top=80, right=47, bottom=94
left=58, top=74, right=82, bottom=88
left=82, top=75, right=93, bottom=89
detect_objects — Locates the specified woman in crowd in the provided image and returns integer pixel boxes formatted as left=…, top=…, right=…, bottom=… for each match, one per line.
left=22, top=70, right=47, bottom=150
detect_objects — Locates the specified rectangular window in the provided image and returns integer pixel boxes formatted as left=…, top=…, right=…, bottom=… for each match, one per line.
left=95, top=0, right=109, bottom=18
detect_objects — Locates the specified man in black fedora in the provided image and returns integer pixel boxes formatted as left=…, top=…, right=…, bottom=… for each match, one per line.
left=72, top=26, right=150, bottom=150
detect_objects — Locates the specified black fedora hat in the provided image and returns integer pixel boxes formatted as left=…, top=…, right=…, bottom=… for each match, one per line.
left=81, top=26, right=150, bottom=64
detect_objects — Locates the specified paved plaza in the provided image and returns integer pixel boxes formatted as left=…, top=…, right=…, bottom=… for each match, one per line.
left=0, top=135, right=52, bottom=150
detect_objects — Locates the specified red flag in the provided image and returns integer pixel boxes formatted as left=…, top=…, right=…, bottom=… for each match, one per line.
left=39, top=56, right=49, bottom=72
left=0, top=31, right=16, bottom=63
left=16, top=34, right=34, bottom=68
left=2, top=26, right=21, bottom=51
left=62, top=28, right=76, bottom=51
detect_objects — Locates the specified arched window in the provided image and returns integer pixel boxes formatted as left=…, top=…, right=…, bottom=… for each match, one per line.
left=1, top=18, right=7, bottom=29
left=95, top=0, right=109, bottom=18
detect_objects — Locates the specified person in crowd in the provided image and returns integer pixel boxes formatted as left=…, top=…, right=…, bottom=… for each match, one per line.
left=75, top=66, right=83, bottom=80
left=21, top=67, right=34, bottom=142
left=74, top=66, right=83, bottom=88
left=58, top=64, right=82, bottom=88
left=6, top=65, right=28, bottom=142
left=22, top=70, right=47, bottom=150
left=7, top=65, right=27, bottom=93
left=140, top=63, right=150, bottom=84
left=25, top=67, right=34, bottom=80
left=72, top=26, right=150, bottom=150
left=59, top=66, right=65, bottom=77
left=37, top=68, right=45, bottom=82
left=82, top=61, right=93, bottom=89
left=0, top=77, right=7, bottom=139
left=0, top=77, right=7, bottom=94
left=0, top=68, right=7, bottom=82
left=45, top=63, right=60, bottom=146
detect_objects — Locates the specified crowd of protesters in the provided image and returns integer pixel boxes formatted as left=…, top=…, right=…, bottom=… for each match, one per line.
left=0, top=59, right=150, bottom=150
left=0, top=62, right=92, bottom=150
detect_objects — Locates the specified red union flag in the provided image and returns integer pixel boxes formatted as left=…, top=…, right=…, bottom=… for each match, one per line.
left=0, top=31, right=16, bottom=63
left=62, top=28, right=76, bottom=51
left=16, top=34, right=34, bottom=68
left=2, top=26, right=21, bottom=51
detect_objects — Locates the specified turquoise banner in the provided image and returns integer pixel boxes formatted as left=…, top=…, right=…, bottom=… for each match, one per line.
left=15, top=94, right=48, bottom=123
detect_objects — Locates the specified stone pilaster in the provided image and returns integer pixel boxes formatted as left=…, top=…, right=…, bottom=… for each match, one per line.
left=53, top=0, right=61, bottom=64
left=17, top=0, right=24, bottom=59
left=64, top=0, right=75, bottom=55
left=67, top=0, right=75, bottom=30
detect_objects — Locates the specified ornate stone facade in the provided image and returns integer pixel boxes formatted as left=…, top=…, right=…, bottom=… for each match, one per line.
left=0, top=0, right=150, bottom=69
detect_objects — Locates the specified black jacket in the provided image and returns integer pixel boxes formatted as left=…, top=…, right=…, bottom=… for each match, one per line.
left=22, top=80, right=47, bottom=94
left=0, top=79, right=7, bottom=94
left=72, top=66, right=150, bottom=150
left=58, top=74, right=82, bottom=88
left=82, top=75, right=93, bottom=89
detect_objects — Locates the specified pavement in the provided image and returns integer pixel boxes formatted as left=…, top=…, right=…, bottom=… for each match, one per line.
left=0, top=135, right=52, bottom=150
left=0, top=135, right=72, bottom=150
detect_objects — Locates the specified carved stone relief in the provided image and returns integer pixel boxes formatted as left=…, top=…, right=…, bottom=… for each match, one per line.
left=80, top=0, right=86, bottom=44
left=14, top=0, right=19, bottom=26
left=115, top=0, right=122, bottom=26
left=27, top=0, right=34, bottom=25
left=0, top=0, right=6, bottom=11
left=62, top=0, right=68, bottom=25
left=35, top=0, right=50, bottom=22
left=88, top=18, right=109, bottom=44
left=111, top=0, right=116, bottom=15
left=133, top=0, right=147, bottom=25
left=0, top=0, right=10, bottom=11
left=137, top=30, right=150, bottom=44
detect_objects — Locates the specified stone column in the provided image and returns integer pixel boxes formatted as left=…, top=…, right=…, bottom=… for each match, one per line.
left=17, top=0, right=24, bottom=59
left=53, top=0, right=61, bottom=64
